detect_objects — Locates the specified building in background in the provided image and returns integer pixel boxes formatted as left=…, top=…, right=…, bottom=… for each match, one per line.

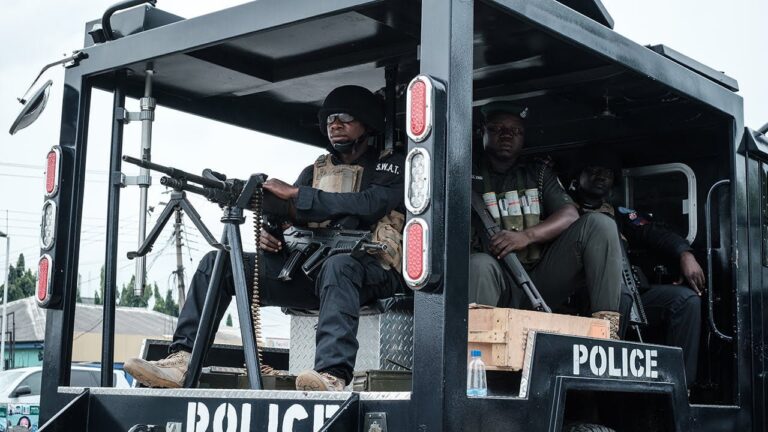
left=4, top=297, right=287, bottom=369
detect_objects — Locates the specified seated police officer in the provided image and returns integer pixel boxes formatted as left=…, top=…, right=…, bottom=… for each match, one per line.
left=469, top=102, right=623, bottom=339
left=125, top=85, right=405, bottom=391
left=572, top=161, right=702, bottom=385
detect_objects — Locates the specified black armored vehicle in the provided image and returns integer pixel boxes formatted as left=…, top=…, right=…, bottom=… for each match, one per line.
left=12, top=0, right=767, bottom=430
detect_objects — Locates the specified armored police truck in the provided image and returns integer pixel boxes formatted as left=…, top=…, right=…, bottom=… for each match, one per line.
left=10, top=0, right=767, bottom=430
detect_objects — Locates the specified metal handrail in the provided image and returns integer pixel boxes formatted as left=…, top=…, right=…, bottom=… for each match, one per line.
left=102, top=0, right=157, bottom=41
left=705, top=179, right=733, bottom=342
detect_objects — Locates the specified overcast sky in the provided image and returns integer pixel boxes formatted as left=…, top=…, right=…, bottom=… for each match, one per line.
left=0, top=1, right=765, bottom=340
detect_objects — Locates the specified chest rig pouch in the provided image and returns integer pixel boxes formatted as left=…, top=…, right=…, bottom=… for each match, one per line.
left=311, top=152, right=404, bottom=273
left=310, top=154, right=364, bottom=228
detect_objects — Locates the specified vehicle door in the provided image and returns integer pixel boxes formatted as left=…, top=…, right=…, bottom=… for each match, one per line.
left=9, top=371, right=41, bottom=405
left=742, top=126, right=768, bottom=427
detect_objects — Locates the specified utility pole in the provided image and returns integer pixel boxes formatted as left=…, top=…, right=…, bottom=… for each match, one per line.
left=0, top=215, right=10, bottom=371
left=174, top=210, right=186, bottom=309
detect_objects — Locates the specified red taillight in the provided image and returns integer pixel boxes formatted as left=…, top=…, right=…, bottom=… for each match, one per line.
left=410, top=80, right=426, bottom=137
left=406, top=223, right=423, bottom=280
left=45, top=146, right=61, bottom=197
left=403, top=218, right=429, bottom=288
left=406, top=76, right=433, bottom=142
left=37, top=254, right=52, bottom=305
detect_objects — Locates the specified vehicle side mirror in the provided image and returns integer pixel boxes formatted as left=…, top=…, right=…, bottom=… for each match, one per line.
left=11, top=385, right=31, bottom=397
left=9, top=80, right=53, bottom=135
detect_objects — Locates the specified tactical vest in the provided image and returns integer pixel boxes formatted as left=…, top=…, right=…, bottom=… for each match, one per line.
left=309, top=154, right=364, bottom=228
left=311, top=152, right=404, bottom=273
left=480, top=158, right=550, bottom=265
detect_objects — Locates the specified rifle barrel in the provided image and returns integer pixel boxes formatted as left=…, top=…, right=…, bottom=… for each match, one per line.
left=122, top=155, right=223, bottom=189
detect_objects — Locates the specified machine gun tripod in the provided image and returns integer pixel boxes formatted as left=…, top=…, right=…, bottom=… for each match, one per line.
left=123, top=155, right=268, bottom=390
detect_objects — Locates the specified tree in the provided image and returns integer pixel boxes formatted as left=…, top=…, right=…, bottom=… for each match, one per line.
left=163, top=288, right=179, bottom=317
left=226, top=314, right=233, bottom=327
left=152, top=287, right=179, bottom=317
left=94, top=266, right=105, bottom=305
left=152, top=284, right=165, bottom=313
left=118, top=276, right=151, bottom=308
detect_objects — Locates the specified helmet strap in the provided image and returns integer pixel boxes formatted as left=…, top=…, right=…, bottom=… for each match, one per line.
left=331, top=132, right=369, bottom=154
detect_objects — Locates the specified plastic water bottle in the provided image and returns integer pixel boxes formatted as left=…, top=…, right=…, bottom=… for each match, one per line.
left=467, top=349, right=488, bottom=397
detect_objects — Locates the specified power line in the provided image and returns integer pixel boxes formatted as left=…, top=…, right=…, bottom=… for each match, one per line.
left=0, top=208, right=129, bottom=222
left=0, top=162, right=108, bottom=175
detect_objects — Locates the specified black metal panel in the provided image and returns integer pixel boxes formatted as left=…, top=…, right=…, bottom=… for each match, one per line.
left=648, top=45, right=739, bottom=92
left=484, top=0, right=742, bottom=121
left=62, top=0, right=740, bottom=153
left=412, top=1, right=473, bottom=432
left=729, top=118, right=753, bottom=428
left=82, top=391, right=410, bottom=431
left=74, top=0, right=385, bottom=76
left=742, top=129, right=768, bottom=430
left=318, top=393, right=359, bottom=431
left=100, top=72, right=127, bottom=387
left=40, top=71, right=92, bottom=423
left=454, top=333, right=694, bottom=431
left=79, top=4, right=420, bottom=147
left=39, top=389, right=89, bottom=432
left=555, top=0, right=613, bottom=28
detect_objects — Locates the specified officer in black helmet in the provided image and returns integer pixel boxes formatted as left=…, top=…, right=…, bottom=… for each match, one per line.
left=125, top=85, right=405, bottom=391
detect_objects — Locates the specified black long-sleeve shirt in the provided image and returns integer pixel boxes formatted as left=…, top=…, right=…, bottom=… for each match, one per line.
left=290, top=149, right=405, bottom=229
left=613, top=206, right=692, bottom=261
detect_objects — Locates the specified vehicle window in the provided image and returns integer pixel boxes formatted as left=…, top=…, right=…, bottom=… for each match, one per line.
left=0, top=370, right=25, bottom=393
left=623, top=163, right=697, bottom=243
left=71, top=370, right=99, bottom=387
left=16, top=371, right=42, bottom=396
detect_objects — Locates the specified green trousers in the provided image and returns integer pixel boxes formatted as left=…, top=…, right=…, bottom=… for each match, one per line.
left=469, top=212, right=622, bottom=313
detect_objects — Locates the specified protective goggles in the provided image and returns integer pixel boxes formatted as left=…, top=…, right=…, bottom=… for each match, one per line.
left=326, top=113, right=356, bottom=124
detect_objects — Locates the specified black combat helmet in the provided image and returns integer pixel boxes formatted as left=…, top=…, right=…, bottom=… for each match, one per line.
left=317, top=85, right=384, bottom=134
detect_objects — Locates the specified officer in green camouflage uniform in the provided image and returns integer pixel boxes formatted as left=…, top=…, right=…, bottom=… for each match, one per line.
left=469, top=102, right=623, bottom=337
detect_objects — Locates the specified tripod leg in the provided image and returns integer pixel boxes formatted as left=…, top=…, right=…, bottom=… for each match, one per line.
left=179, top=198, right=226, bottom=251
left=128, top=199, right=180, bottom=259
left=226, top=223, right=263, bottom=390
left=184, top=237, right=229, bottom=388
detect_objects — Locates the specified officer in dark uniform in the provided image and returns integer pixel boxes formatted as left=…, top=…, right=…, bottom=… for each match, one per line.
left=469, top=102, right=623, bottom=338
left=125, top=85, right=405, bottom=391
left=573, top=162, right=702, bottom=385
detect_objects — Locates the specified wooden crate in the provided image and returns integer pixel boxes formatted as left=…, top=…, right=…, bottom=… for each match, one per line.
left=468, top=305, right=610, bottom=371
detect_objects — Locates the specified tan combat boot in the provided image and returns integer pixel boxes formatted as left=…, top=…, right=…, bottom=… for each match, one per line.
left=295, top=370, right=345, bottom=391
left=592, top=311, right=621, bottom=340
left=124, top=350, right=191, bottom=388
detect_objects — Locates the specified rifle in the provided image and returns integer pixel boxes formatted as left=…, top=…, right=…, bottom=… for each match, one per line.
left=122, top=155, right=265, bottom=209
left=470, top=192, right=552, bottom=313
left=278, top=226, right=388, bottom=281
left=619, top=241, right=648, bottom=327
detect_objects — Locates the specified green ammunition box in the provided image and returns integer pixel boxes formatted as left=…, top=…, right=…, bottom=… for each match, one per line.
left=352, top=370, right=412, bottom=392
left=199, top=366, right=296, bottom=390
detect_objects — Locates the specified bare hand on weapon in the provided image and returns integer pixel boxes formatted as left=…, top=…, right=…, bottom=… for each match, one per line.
left=674, top=251, right=704, bottom=295
left=259, top=228, right=282, bottom=253
left=490, top=230, right=532, bottom=259
left=263, top=178, right=299, bottom=200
